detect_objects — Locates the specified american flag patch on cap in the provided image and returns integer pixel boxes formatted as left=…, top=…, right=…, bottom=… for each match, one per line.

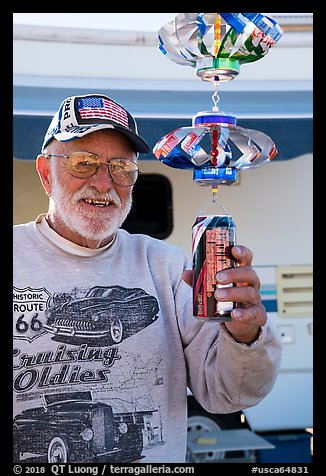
left=41, top=94, right=150, bottom=154
left=77, top=97, right=129, bottom=128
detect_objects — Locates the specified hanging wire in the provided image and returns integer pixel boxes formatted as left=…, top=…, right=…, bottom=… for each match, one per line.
left=212, top=81, right=220, bottom=111
left=198, top=189, right=231, bottom=217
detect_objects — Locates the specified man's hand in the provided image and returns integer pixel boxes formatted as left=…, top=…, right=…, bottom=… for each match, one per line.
left=182, top=245, right=267, bottom=344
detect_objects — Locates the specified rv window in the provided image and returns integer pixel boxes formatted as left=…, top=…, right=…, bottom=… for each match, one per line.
left=121, top=173, right=173, bottom=239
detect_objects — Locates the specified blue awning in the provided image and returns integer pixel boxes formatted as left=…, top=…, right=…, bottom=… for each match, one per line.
left=13, top=114, right=312, bottom=162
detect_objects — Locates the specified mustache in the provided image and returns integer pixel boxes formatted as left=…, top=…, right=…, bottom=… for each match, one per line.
left=72, top=185, right=122, bottom=207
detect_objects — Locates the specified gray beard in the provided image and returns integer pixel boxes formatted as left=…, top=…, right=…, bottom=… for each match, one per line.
left=48, top=171, right=132, bottom=242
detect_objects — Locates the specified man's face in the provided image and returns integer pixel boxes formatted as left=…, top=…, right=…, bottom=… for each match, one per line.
left=40, top=129, right=137, bottom=248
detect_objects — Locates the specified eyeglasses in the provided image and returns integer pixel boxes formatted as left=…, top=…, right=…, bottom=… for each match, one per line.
left=44, top=151, right=140, bottom=186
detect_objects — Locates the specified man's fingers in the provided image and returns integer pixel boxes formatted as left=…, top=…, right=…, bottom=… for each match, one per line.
left=215, top=283, right=260, bottom=306
left=183, top=246, right=257, bottom=290
left=230, top=304, right=267, bottom=327
left=231, top=245, right=253, bottom=266
left=216, top=266, right=261, bottom=290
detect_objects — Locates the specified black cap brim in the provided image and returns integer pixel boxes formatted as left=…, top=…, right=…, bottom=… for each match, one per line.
left=113, top=125, right=150, bottom=154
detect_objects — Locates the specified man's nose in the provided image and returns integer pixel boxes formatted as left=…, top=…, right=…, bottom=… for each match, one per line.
left=88, top=163, right=114, bottom=192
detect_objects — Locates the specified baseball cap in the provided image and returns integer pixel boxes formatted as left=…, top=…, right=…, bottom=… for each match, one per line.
left=41, top=94, right=150, bottom=154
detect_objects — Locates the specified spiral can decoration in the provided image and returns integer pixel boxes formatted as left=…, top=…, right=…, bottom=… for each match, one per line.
left=154, top=12, right=282, bottom=186
left=158, top=12, right=283, bottom=81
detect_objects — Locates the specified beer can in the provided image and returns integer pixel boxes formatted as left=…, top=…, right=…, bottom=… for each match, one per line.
left=192, top=214, right=236, bottom=322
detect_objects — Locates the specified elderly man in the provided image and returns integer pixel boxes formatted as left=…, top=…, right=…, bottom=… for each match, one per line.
left=13, top=94, right=282, bottom=463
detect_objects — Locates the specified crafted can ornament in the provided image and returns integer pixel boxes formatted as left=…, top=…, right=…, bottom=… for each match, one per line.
left=153, top=107, right=278, bottom=187
left=158, top=12, right=283, bottom=82
left=153, top=12, right=283, bottom=322
left=154, top=12, right=282, bottom=188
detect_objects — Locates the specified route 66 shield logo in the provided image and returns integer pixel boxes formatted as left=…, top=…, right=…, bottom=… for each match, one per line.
left=13, top=286, right=52, bottom=342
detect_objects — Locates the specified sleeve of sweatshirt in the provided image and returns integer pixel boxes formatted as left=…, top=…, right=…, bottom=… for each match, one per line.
left=174, top=276, right=283, bottom=414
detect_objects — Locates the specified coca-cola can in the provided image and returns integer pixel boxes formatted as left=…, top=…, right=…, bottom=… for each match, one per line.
left=192, top=214, right=236, bottom=322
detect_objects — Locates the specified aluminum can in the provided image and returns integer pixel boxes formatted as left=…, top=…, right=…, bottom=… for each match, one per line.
left=192, top=214, right=236, bottom=322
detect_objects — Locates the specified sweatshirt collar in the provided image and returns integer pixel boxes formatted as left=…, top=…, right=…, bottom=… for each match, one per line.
left=35, top=214, right=115, bottom=257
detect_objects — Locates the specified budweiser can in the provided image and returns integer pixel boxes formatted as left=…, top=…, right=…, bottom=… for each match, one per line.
left=192, top=214, right=236, bottom=322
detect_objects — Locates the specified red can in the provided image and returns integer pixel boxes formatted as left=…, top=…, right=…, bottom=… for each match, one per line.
left=192, top=214, right=236, bottom=322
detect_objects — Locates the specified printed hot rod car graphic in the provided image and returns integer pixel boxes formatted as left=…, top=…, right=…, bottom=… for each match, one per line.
left=13, top=395, right=145, bottom=463
left=44, top=285, right=159, bottom=345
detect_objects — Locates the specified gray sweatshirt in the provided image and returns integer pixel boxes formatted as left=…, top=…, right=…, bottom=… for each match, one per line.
left=13, top=217, right=282, bottom=463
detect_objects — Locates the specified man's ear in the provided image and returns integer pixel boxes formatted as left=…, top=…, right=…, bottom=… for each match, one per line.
left=36, top=154, right=52, bottom=196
